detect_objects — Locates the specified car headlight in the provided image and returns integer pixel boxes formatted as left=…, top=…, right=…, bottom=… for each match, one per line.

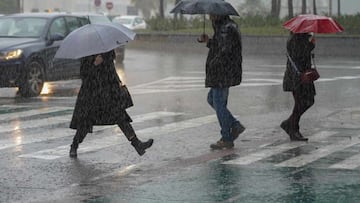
left=0, top=49, right=23, bottom=60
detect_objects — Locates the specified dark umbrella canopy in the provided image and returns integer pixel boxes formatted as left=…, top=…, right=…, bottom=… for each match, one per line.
left=170, top=0, right=239, bottom=16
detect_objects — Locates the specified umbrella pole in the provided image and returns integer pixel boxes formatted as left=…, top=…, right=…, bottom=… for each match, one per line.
left=203, top=14, right=205, bottom=34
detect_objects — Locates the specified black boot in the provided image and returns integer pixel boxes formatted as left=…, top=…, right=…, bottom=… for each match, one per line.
left=291, top=131, right=308, bottom=141
left=280, top=119, right=293, bottom=138
left=131, top=138, right=154, bottom=156
left=69, top=143, right=78, bottom=158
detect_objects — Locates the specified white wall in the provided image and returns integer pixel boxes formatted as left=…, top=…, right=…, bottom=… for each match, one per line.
left=23, top=0, right=131, bottom=15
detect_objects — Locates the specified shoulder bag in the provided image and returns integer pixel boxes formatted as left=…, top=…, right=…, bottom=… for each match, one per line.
left=287, top=53, right=320, bottom=83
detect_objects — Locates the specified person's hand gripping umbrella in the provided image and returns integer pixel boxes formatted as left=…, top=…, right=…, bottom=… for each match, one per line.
left=170, top=0, right=239, bottom=42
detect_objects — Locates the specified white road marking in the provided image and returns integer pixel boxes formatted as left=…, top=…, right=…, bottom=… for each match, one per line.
left=19, top=115, right=217, bottom=160
left=0, top=111, right=185, bottom=150
left=223, top=131, right=337, bottom=166
left=275, top=135, right=360, bottom=168
left=0, top=106, right=72, bottom=122
left=329, top=153, right=360, bottom=170
left=0, top=114, right=72, bottom=134
left=131, top=74, right=360, bottom=94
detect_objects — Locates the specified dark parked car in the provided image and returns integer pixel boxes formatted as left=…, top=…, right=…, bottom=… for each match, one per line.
left=0, top=12, right=124, bottom=97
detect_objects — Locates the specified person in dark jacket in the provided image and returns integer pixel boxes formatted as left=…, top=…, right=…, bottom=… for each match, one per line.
left=281, top=32, right=316, bottom=141
left=69, top=50, right=153, bottom=157
left=198, top=15, right=245, bottom=149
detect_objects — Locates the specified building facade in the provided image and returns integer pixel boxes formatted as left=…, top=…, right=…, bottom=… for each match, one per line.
left=22, top=0, right=132, bottom=16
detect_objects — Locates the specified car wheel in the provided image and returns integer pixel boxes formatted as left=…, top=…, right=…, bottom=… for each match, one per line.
left=19, top=60, right=45, bottom=97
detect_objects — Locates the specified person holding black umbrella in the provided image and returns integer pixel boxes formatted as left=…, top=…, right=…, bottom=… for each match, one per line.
left=69, top=50, right=153, bottom=157
left=198, top=14, right=245, bottom=149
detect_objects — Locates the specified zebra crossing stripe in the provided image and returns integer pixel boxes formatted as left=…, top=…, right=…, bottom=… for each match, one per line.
left=329, top=153, right=360, bottom=170
left=275, top=135, right=360, bottom=168
left=223, top=131, right=337, bottom=166
left=0, top=111, right=185, bottom=151
left=18, top=115, right=217, bottom=160
left=0, top=106, right=72, bottom=122
left=0, top=114, right=72, bottom=134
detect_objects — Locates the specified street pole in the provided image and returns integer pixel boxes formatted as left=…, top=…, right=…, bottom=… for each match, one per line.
left=329, top=0, right=332, bottom=16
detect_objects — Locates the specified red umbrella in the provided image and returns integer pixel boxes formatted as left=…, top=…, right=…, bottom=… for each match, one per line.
left=283, top=14, right=344, bottom=34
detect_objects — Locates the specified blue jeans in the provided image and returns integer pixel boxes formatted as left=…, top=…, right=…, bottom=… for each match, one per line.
left=207, top=88, right=240, bottom=142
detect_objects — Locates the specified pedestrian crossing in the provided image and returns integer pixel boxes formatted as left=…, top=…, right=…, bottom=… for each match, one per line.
left=130, top=73, right=360, bottom=95
left=1, top=104, right=360, bottom=170
left=223, top=131, right=360, bottom=170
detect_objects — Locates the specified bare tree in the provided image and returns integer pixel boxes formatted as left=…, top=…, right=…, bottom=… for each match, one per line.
left=271, top=0, right=281, bottom=18
left=288, top=0, right=293, bottom=18
left=302, top=0, right=307, bottom=14
left=239, top=0, right=268, bottom=17
left=159, top=0, right=165, bottom=18
left=313, top=0, right=317, bottom=14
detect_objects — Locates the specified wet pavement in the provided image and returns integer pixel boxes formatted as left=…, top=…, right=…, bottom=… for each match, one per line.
left=0, top=41, right=359, bottom=202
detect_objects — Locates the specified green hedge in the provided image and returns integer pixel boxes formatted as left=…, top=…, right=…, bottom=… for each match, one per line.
left=334, top=14, right=360, bottom=35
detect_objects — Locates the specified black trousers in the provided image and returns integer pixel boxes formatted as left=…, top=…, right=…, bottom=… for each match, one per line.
left=288, top=91, right=315, bottom=131
left=72, top=122, right=136, bottom=146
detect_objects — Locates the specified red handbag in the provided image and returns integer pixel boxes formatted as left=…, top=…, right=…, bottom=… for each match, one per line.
left=287, top=53, right=320, bottom=83
left=301, top=68, right=320, bottom=83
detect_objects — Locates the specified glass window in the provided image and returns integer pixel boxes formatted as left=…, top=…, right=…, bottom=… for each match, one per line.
left=0, top=17, right=47, bottom=37
left=49, top=17, right=66, bottom=37
left=65, top=16, right=82, bottom=33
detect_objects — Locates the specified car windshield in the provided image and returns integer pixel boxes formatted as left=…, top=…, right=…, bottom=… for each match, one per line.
left=115, top=18, right=132, bottom=24
left=0, top=17, right=47, bottom=38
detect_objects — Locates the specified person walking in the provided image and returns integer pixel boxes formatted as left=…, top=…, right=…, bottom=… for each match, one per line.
left=281, top=32, right=316, bottom=141
left=69, top=50, right=153, bottom=157
left=198, top=14, right=245, bottom=149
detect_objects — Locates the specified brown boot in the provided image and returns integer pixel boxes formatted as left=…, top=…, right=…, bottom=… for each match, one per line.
left=210, top=139, right=234, bottom=150
left=131, top=138, right=154, bottom=156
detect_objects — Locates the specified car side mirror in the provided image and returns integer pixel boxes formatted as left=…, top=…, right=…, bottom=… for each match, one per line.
left=50, top=33, right=64, bottom=41
left=46, top=33, right=64, bottom=45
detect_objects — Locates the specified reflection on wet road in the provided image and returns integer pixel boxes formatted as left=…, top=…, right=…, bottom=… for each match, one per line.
left=0, top=44, right=359, bottom=202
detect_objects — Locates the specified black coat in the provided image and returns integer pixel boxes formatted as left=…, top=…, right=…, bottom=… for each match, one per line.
left=283, top=33, right=316, bottom=95
left=205, top=16, right=242, bottom=88
left=70, top=50, right=132, bottom=133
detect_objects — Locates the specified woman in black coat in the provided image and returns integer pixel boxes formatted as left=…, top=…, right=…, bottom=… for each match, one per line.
left=281, top=32, right=316, bottom=141
left=69, top=50, right=153, bottom=157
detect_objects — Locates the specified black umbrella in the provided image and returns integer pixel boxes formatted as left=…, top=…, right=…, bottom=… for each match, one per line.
left=170, top=0, right=239, bottom=34
left=170, top=0, right=239, bottom=16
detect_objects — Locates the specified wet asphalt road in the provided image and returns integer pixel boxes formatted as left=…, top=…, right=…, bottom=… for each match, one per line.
left=0, top=41, right=360, bottom=202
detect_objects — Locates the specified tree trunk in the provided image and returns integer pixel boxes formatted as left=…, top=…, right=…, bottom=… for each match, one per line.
left=288, top=0, right=293, bottom=18
left=276, top=0, right=281, bottom=17
left=271, top=0, right=281, bottom=18
left=159, top=0, right=164, bottom=19
left=302, top=0, right=307, bottom=14
left=313, top=0, right=317, bottom=14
